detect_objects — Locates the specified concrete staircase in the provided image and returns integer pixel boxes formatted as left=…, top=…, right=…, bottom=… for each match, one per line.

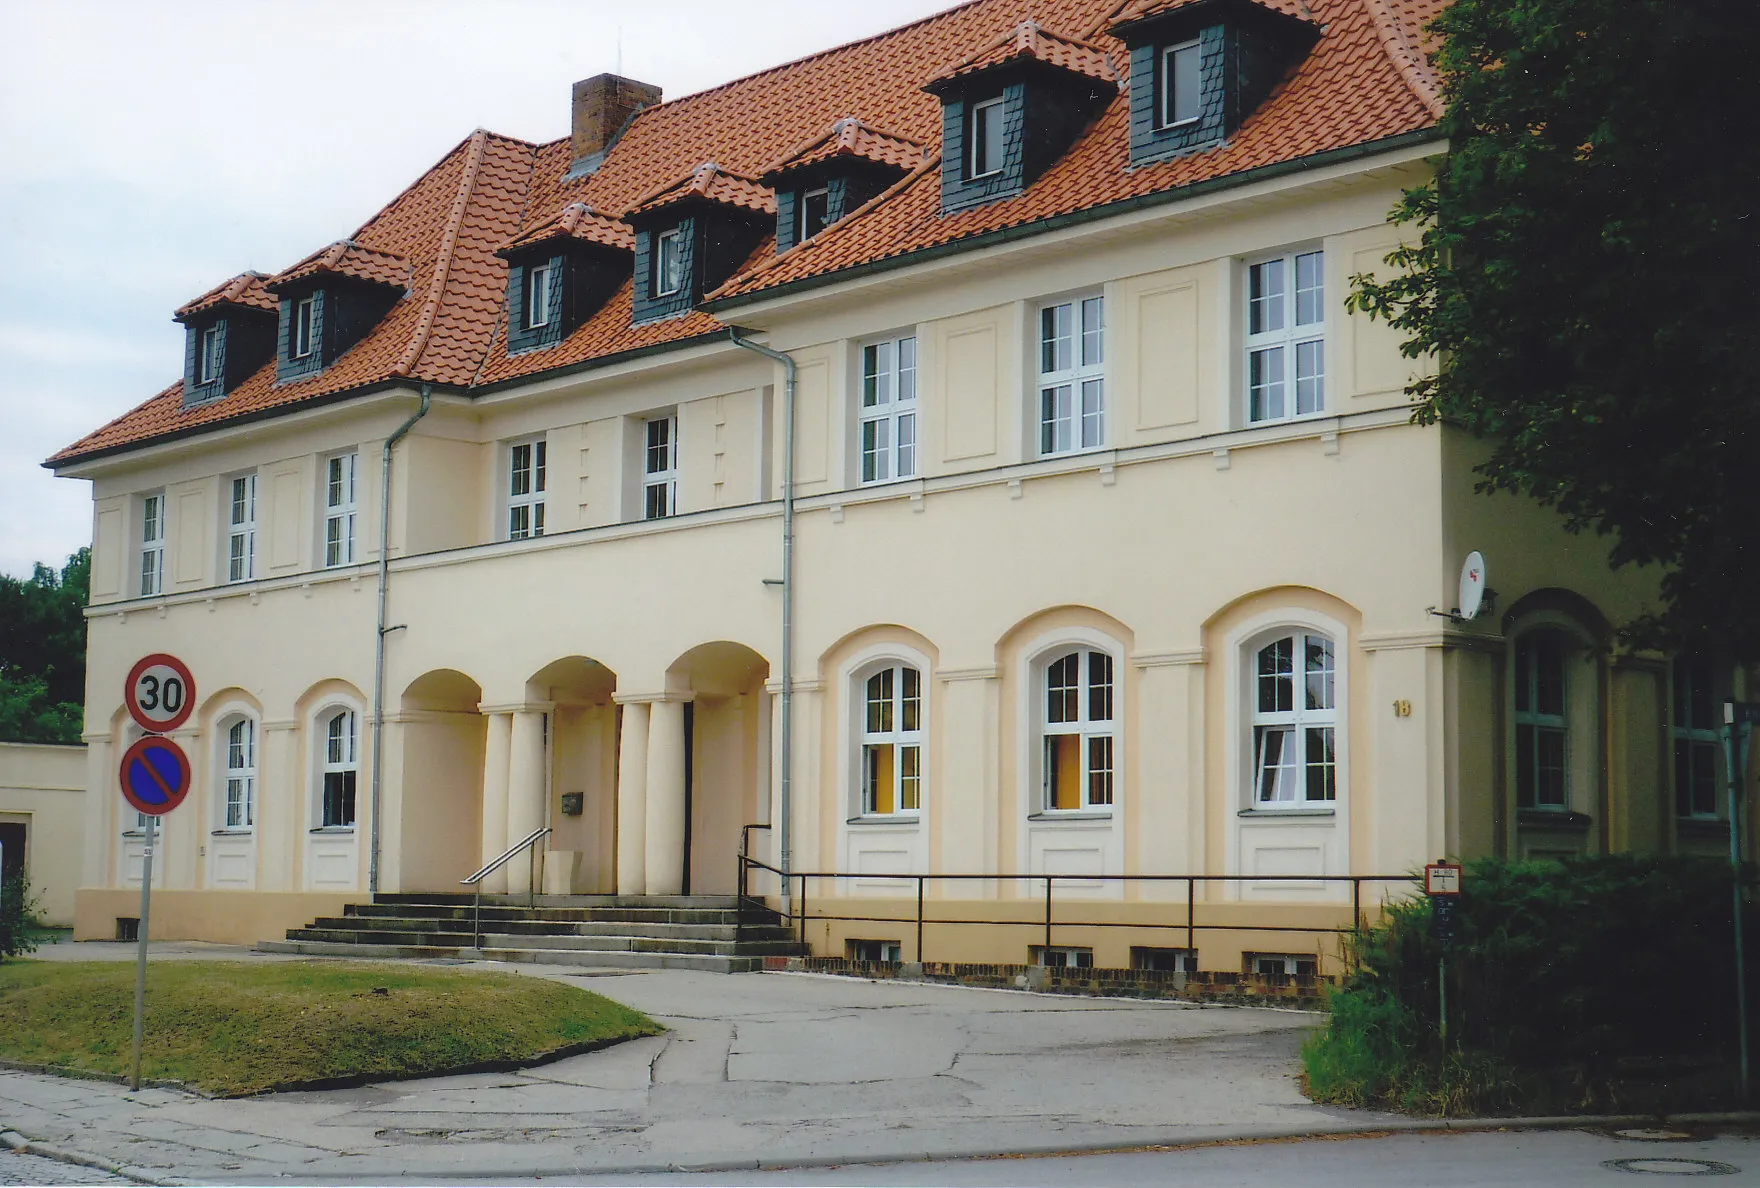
left=258, top=892, right=804, bottom=973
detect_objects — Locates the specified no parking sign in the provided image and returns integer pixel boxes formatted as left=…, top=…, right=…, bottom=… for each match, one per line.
left=118, top=735, right=191, bottom=816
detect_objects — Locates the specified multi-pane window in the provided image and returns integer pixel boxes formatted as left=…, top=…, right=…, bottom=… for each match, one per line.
left=969, top=96, right=1005, bottom=178
left=198, top=325, right=223, bottom=385
left=799, top=187, right=830, bottom=243
left=1039, top=296, right=1105, bottom=456
left=321, top=709, right=358, bottom=828
left=643, top=416, right=678, bottom=520
left=292, top=295, right=316, bottom=359
left=1514, top=634, right=1568, bottom=810
left=861, top=664, right=923, bottom=816
left=1042, top=649, right=1114, bottom=811
left=860, top=337, right=918, bottom=484
left=524, top=260, right=553, bottom=329
left=139, top=493, right=165, bottom=597
left=223, top=717, right=256, bottom=829
left=1252, top=633, right=1338, bottom=805
left=654, top=228, right=685, bottom=297
left=1246, top=250, right=1325, bottom=423
left=1161, top=40, right=1201, bottom=126
left=507, top=438, right=547, bottom=540
left=226, top=473, right=257, bottom=583
left=323, top=452, right=357, bottom=568
left=1673, top=658, right=1721, bottom=820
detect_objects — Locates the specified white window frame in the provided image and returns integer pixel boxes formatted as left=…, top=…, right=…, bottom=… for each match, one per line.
left=1250, top=953, right=1318, bottom=978
left=1673, top=657, right=1722, bottom=821
left=654, top=227, right=685, bottom=297
left=1031, top=945, right=1094, bottom=968
left=198, top=324, right=222, bottom=385
left=219, top=715, right=257, bottom=830
left=858, top=663, right=924, bottom=818
left=642, top=415, right=679, bottom=520
left=1249, top=631, right=1339, bottom=809
left=1038, top=295, right=1105, bottom=457
left=323, top=452, right=358, bottom=568
left=506, top=437, right=547, bottom=540
left=291, top=295, right=316, bottom=359
left=798, top=186, right=830, bottom=244
left=139, top=492, right=166, bottom=597
left=524, top=260, right=553, bottom=329
left=969, top=95, right=1005, bottom=178
left=318, top=707, right=359, bottom=830
left=225, top=472, right=257, bottom=583
left=1244, top=249, right=1325, bottom=424
left=1160, top=39, right=1202, bottom=127
left=859, top=335, right=918, bottom=484
left=1513, top=632, right=1570, bottom=812
left=1038, top=647, right=1115, bottom=813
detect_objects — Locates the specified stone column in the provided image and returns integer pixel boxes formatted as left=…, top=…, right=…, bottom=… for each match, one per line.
left=478, top=710, right=512, bottom=893
left=615, top=699, right=650, bottom=896
left=505, top=707, right=550, bottom=895
left=645, top=698, right=689, bottom=896
left=260, top=719, right=300, bottom=892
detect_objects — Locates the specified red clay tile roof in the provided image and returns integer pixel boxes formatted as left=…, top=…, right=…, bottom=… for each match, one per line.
left=499, top=202, right=636, bottom=255
left=267, top=240, right=414, bottom=293
left=50, top=0, right=1445, bottom=467
left=762, top=118, right=928, bottom=183
left=626, top=163, right=777, bottom=219
left=174, top=272, right=277, bottom=321
left=927, top=20, right=1119, bottom=89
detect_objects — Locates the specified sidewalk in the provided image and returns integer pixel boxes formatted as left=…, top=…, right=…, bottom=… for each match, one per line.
left=1, top=946, right=1384, bottom=1184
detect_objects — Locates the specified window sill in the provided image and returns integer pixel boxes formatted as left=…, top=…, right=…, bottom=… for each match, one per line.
left=1517, top=808, right=1593, bottom=830
left=1238, top=807, right=1336, bottom=818
left=846, top=815, right=921, bottom=826
left=1243, top=409, right=1332, bottom=432
left=309, top=826, right=357, bottom=835
left=211, top=828, right=255, bottom=837
left=1677, top=816, right=1730, bottom=837
left=1037, top=444, right=1110, bottom=463
left=1027, top=811, right=1114, bottom=822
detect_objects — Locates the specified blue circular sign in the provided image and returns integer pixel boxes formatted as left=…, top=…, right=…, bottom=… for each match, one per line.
left=119, top=736, right=191, bottom=816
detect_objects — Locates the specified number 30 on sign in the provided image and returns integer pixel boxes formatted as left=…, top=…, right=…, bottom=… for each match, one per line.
left=125, top=653, right=196, bottom=733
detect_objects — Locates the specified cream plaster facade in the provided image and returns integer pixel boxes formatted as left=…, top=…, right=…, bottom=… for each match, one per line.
left=56, top=145, right=1750, bottom=967
left=0, top=742, right=86, bottom=927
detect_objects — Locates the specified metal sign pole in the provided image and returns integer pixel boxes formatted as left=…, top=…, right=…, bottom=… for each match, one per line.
left=130, top=813, right=155, bottom=1092
left=1722, top=702, right=1756, bottom=1101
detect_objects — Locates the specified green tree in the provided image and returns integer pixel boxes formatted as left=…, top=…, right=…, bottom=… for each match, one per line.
left=1349, top=0, right=1757, bottom=656
left=0, top=548, right=90, bottom=744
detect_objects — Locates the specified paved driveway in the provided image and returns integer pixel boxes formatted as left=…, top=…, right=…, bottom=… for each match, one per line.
left=0, top=951, right=1390, bottom=1183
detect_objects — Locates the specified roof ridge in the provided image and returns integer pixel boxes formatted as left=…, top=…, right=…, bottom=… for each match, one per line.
left=1359, top=0, right=1443, bottom=119
left=472, top=141, right=544, bottom=387
left=395, top=129, right=493, bottom=379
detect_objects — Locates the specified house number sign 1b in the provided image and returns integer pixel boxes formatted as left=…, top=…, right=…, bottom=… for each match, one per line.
left=1392, top=700, right=1413, bottom=717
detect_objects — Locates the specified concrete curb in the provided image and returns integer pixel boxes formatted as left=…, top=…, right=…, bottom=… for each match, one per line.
left=11, top=1111, right=1748, bottom=1185
left=2, top=1128, right=166, bottom=1185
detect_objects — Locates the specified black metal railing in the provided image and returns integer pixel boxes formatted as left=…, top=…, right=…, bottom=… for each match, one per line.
left=738, top=844, right=1419, bottom=968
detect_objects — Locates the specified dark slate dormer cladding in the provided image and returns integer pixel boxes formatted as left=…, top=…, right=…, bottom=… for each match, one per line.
left=631, top=218, right=698, bottom=324
left=266, top=242, right=410, bottom=383
left=763, top=121, right=924, bottom=255
left=625, top=166, right=773, bottom=325
left=1110, top=0, right=1319, bottom=167
left=923, top=24, right=1118, bottom=215
left=504, top=247, right=627, bottom=354
left=178, top=308, right=277, bottom=408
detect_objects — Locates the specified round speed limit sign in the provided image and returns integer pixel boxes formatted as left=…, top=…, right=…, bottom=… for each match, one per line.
left=125, top=653, right=196, bottom=733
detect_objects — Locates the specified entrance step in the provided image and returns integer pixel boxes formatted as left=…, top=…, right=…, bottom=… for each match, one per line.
left=256, top=938, right=763, bottom=974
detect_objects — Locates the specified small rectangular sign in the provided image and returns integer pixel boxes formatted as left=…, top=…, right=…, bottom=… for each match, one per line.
left=1726, top=701, right=1760, bottom=726
left=1424, top=862, right=1463, bottom=896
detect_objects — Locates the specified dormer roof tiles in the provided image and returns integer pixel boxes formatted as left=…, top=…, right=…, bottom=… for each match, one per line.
left=926, top=20, right=1119, bottom=89
left=626, top=163, right=777, bottom=219
left=763, top=118, right=928, bottom=182
left=266, top=240, right=414, bottom=293
left=500, top=202, right=638, bottom=255
left=49, top=0, right=1445, bottom=468
left=173, top=272, right=277, bottom=321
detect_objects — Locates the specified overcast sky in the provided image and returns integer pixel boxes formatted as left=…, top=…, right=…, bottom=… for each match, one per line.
left=0, top=0, right=955, bottom=578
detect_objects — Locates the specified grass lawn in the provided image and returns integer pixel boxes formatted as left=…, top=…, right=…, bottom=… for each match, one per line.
left=0, top=960, right=662, bottom=1097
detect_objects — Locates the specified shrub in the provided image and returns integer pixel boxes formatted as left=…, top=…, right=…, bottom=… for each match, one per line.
left=0, top=870, right=41, bottom=961
left=1305, top=855, right=1754, bottom=1115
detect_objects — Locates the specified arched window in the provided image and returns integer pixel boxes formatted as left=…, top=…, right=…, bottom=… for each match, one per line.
left=221, top=716, right=256, bottom=828
left=1251, top=632, right=1336, bottom=805
left=320, top=709, right=358, bottom=828
left=1042, top=649, right=1114, bottom=811
left=1514, top=633, right=1569, bottom=810
left=860, top=665, right=922, bottom=816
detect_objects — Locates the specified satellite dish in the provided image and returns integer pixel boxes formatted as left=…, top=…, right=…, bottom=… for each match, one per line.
left=1458, top=551, right=1488, bottom=621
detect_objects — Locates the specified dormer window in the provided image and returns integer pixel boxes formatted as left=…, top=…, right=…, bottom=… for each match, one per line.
left=1161, top=40, right=1201, bottom=127
left=654, top=228, right=685, bottom=297
left=291, top=296, right=316, bottom=359
left=198, top=326, right=223, bottom=385
left=798, top=187, right=830, bottom=243
left=174, top=272, right=278, bottom=408
left=968, top=96, right=1006, bottom=178
left=524, top=260, right=553, bottom=329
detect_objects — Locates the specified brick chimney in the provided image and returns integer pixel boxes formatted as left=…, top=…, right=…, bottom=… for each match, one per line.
left=569, top=73, right=662, bottom=176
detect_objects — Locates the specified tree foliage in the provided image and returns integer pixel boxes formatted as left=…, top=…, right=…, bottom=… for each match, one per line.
left=1349, top=0, right=1757, bottom=656
left=0, top=549, right=89, bottom=744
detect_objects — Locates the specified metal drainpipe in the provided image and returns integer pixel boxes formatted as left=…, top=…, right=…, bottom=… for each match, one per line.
left=727, top=330, right=796, bottom=905
left=369, top=384, right=432, bottom=896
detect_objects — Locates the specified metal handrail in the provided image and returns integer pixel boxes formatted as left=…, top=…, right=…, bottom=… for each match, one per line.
left=735, top=823, right=773, bottom=946
left=460, top=825, right=552, bottom=950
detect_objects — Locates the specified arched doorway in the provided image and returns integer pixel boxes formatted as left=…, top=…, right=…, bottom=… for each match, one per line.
left=527, top=657, right=618, bottom=893
left=667, top=642, right=770, bottom=895
left=396, top=669, right=485, bottom=892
